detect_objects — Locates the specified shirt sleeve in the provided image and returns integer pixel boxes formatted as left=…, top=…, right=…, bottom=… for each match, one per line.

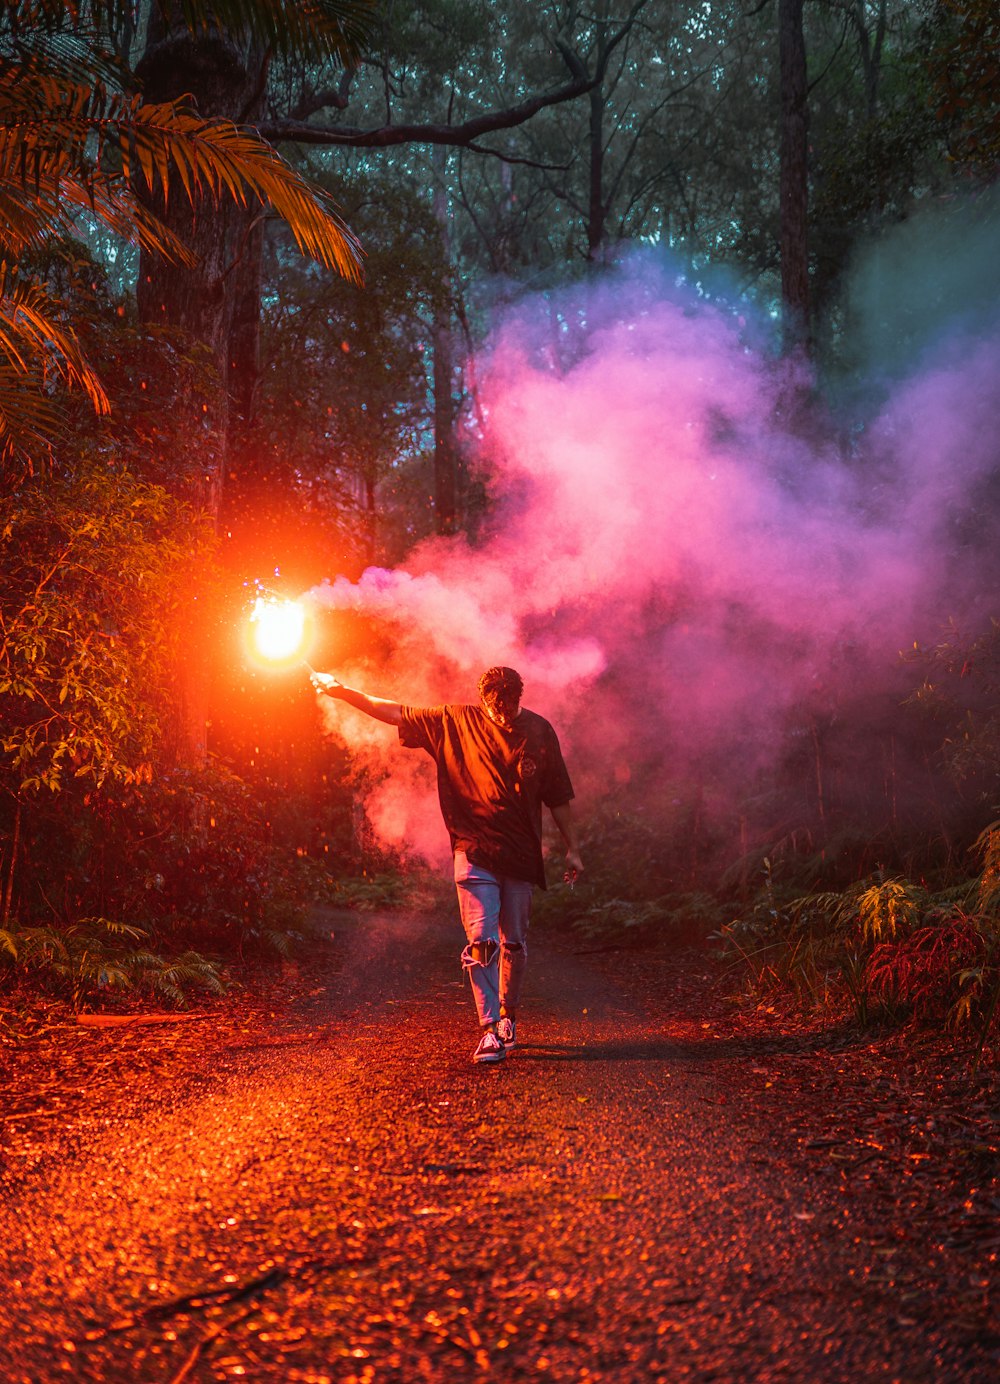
left=397, top=705, right=446, bottom=755
left=540, top=725, right=575, bottom=808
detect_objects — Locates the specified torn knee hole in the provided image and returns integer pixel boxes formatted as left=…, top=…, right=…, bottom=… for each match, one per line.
left=465, top=939, right=499, bottom=967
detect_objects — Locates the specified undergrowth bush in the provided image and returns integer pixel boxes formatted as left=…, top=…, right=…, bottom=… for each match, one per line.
left=543, top=888, right=731, bottom=947
left=714, top=827, right=1000, bottom=1059
left=321, top=867, right=448, bottom=914
left=18, top=760, right=316, bottom=958
left=0, top=916, right=225, bottom=1010
left=864, top=913, right=997, bottom=1032
left=532, top=794, right=731, bottom=945
left=0, top=759, right=350, bottom=1008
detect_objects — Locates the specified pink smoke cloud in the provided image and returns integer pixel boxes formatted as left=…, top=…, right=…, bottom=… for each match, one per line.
left=308, top=246, right=1000, bottom=869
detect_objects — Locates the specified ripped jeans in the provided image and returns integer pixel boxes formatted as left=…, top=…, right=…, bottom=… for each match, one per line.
left=454, top=851, right=533, bottom=1029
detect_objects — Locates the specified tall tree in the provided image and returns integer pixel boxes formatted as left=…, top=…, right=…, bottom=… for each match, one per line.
left=548, top=0, right=661, bottom=263
left=133, top=1, right=373, bottom=518
left=432, top=145, right=459, bottom=535
left=779, top=0, right=810, bottom=347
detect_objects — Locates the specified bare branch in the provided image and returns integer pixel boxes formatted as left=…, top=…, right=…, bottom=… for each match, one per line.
left=463, top=142, right=572, bottom=171
left=256, top=73, right=598, bottom=150
left=287, top=66, right=355, bottom=121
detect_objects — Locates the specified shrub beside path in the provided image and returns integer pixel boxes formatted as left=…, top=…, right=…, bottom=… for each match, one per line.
left=0, top=908, right=997, bottom=1382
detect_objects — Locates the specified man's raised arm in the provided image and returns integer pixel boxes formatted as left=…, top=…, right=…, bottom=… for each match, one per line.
left=311, top=672, right=403, bottom=727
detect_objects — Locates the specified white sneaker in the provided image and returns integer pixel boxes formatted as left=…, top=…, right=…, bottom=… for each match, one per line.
left=472, top=1030, right=506, bottom=1064
left=496, top=1016, right=517, bottom=1048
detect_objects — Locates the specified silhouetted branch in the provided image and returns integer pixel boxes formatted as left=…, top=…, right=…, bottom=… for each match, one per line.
left=256, top=73, right=597, bottom=149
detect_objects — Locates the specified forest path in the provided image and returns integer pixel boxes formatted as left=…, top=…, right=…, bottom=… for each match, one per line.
left=0, top=908, right=996, bottom=1383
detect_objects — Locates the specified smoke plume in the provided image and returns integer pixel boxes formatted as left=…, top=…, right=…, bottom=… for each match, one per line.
left=309, top=195, right=1000, bottom=876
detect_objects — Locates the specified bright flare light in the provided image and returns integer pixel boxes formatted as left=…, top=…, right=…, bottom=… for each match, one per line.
left=249, top=597, right=309, bottom=663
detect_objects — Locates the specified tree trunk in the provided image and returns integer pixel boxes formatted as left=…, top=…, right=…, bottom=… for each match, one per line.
left=228, top=217, right=265, bottom=435
left=586, top=80, right=608, bottom=262
left=1, top=796, right=21, bottom=927
left=432, top=323, right=457, bottom=535
left=363, top=468, right=377, bottom=562
left=134, top=8, right=268, bottom=764
left=432, top=149, right=457, bottom=535
left=134, top=5, right=268, bottom=518
left=779, top=0, right=810, bottom=351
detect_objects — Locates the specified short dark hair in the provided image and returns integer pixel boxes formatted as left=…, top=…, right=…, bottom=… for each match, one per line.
left=477, top=665, right=523, bottom=702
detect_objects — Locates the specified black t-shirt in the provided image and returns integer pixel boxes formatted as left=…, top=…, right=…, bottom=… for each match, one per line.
left=398, top=703, right=574, bottom=888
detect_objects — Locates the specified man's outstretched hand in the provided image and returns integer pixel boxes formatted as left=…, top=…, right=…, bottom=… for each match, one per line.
left=311, top=671, right=342, bottom=696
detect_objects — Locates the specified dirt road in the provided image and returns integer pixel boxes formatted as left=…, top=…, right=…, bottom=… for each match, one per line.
left=0, top=909, right=996, bottom=1382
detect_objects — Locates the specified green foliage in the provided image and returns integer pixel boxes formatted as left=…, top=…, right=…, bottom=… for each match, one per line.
left=0, top=914, right=225, bottom=1009
left=69, top=762, right=312, bottom=954
left=906, top=618, right=1000, bottom=794
left=716, top=844, right=1000, bottom=1057
left=324, top=870, right=418, bottom=912
left=0, top=757, right=334, bottom=1006
left=294, top=835, right=451, bottom=914
left=782, top=877, right=930, bottom=946
left=533, top=790, right=731, bottom=946
left=562, top=791, right=713, bottom=901
left=0, top=458, right=212, bottom=794
left=29, top=238, right=227, bottom=498
left=923, top=0, right=1000, bottom=182
left=974, top=819, right=1000, bottom=913
left=557, top=890, right=730, bottom=947
left=253, top=166, right=449, bottom=564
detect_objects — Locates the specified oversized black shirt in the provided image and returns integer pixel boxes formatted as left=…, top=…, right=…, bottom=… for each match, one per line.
left=398, top=704, right=574, bottom=888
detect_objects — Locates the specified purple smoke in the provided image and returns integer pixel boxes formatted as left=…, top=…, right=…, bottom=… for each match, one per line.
left=308, top=215, right=1000, bottom=872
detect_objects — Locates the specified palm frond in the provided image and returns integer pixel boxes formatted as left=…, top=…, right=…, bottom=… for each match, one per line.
left=127, top=100, right=363, bottom=279
left=0, top=362, right=67, bottom=465
left=166, top=0, right=376, bottom=65
left=76, top=915, right=149, bottom=941
left=0, top=270, right=110, bottom=412
left=0, top=184, right=64, bottom=258
left=0, top=7, right=129, bottom=93
left=0, top=82, right=363, bottom=280
left=2, top=0, right=376, bottom=67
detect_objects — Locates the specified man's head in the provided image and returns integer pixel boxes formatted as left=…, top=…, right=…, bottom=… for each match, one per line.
left=478, top=665, right=523, bottom=730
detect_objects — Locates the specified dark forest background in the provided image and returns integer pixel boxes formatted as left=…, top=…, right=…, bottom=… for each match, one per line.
left=2, top=0, right=1000, bottom=1039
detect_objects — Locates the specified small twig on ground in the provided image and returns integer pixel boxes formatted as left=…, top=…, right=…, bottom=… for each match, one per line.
left=87, top=1266, right=288, bottom=1340
left=76, top=1013, right=210, bottom=1028
left=168, top=1303, right=259, bottom=1384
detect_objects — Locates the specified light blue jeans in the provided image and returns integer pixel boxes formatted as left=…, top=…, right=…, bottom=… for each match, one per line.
left=453, top=850, right=533, bottom=1029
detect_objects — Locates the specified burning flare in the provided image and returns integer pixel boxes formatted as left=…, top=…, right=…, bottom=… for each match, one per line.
left=248, top=596, right=309, bottom=664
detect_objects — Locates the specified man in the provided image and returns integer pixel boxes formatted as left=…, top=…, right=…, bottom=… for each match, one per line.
left=311, top=665, right=583, bottom=1064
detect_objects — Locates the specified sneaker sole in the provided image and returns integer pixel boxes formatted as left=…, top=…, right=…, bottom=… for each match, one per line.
left=473, top=1049, right=506, bottom=1064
